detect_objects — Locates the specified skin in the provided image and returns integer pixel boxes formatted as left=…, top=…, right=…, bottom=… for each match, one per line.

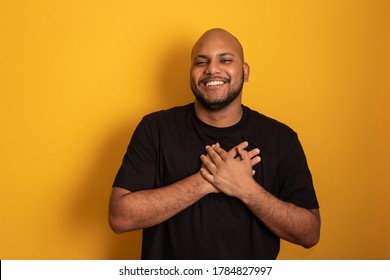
left=200, top=143, right=320, bottom=248
left=190, top=28, right=250, bottom=128
left=109, top=28, right=320, bottom=248
left=109, top=142, right=261, bottom=231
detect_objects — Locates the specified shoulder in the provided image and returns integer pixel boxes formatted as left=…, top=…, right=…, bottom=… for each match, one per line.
left=137, top=104, right=194, bottom=135
left=143, top=103, right=193, bottom=123
left=130, top=104, right=194, bottom=147
left=243, top=105, right=296, bottom=137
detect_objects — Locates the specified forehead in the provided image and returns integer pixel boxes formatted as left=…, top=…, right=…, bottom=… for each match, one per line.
left=191, top=32, right=243, bottom=60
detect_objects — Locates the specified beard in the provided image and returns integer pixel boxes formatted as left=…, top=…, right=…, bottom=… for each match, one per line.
left=191, top=70, right=245, bottom=111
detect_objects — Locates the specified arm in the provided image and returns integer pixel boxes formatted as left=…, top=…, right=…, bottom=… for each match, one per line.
left=109, top=172, right=213, bottom=233
left=200, top=143, right=320, bottom=248
left=109, top=141, right=261, bottom=233
left=240, top=185, right=320, bottom=248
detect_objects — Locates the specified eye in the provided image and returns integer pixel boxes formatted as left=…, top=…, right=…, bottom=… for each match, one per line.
left=220, top=58, right=232, bottom=64
left=194, top=60, right=207, bottom=66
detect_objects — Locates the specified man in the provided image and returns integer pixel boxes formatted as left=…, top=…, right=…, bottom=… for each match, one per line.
left=109, top=28, right=320, bottom=259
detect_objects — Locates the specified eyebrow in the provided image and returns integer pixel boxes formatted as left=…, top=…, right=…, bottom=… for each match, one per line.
left=193, top=53, right=235, bottom=60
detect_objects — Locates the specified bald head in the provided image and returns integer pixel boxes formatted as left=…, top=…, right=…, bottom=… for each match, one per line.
left=189, top=28, right=250, bottom=113
left=191, top=28, right=245, bottom=62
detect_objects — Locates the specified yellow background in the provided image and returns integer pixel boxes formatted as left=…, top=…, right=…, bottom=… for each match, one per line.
left=1, top=0, right=389, bottom=259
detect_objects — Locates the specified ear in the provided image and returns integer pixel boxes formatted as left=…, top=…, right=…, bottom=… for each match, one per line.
left=243, top=62, right=250, bottom=82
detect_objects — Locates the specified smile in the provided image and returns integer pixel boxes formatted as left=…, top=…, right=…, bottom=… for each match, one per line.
left=205, top=80, right=225, bottom=87
left=200, top=78, right=230, bottom=87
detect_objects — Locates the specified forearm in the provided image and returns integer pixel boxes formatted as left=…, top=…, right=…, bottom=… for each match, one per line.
left=109, top=172, right=213, bottom=233
left=199, top=144, right=320, bottom=247
left=240, top=180, right=320, bottom=248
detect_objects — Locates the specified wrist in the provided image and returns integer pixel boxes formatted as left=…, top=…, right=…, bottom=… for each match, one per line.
left=238, top=178, right=262, bottom=204
left=194, top=171, right=218, bottom=195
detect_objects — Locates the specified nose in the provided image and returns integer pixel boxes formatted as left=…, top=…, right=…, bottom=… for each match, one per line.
left=205, top=59, right=220, bottom=75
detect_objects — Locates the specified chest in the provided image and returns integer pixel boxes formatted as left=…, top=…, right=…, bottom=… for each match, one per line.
left=155, top=126, right=279, bottom=192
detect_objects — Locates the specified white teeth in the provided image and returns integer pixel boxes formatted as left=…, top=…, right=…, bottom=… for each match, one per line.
left=205, top=80, right=224, bottom=87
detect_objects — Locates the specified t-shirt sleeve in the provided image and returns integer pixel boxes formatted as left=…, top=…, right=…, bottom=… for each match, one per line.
left=277, top=133, right=319, bottom=209
left=113, top=117, right=157, bottom=192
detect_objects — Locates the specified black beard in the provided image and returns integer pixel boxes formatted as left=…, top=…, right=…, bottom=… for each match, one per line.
left=191, top=71, right=245, bottom=111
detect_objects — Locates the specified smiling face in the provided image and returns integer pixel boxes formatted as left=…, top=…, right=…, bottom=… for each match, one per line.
left=190, top=29, right=249, bottom=111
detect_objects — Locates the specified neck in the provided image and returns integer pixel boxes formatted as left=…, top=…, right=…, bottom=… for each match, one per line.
left=194, top=98, right=243, bottom=128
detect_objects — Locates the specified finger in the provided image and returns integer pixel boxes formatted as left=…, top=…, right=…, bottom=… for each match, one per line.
left=237, top=147, right=251, bottom=163
left=200, top=153, right=217, bottom=173
left=205, top=145, right=224, bottom=165
left=251, top=155, right=261, bottom=167
left=235, top=141, right=249, bottom=150
left=200, top=167, right=215, bottom=184
left=227, top=141, right=249, bottom=158
left=247, top=148, right=260, bottom=159
left=247, top=147, right=261, bottom=167
left=212, top=143, right=230, bottom=161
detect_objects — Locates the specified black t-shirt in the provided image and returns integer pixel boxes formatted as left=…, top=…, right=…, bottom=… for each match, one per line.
left=113, top=103, right=319, bottom=259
